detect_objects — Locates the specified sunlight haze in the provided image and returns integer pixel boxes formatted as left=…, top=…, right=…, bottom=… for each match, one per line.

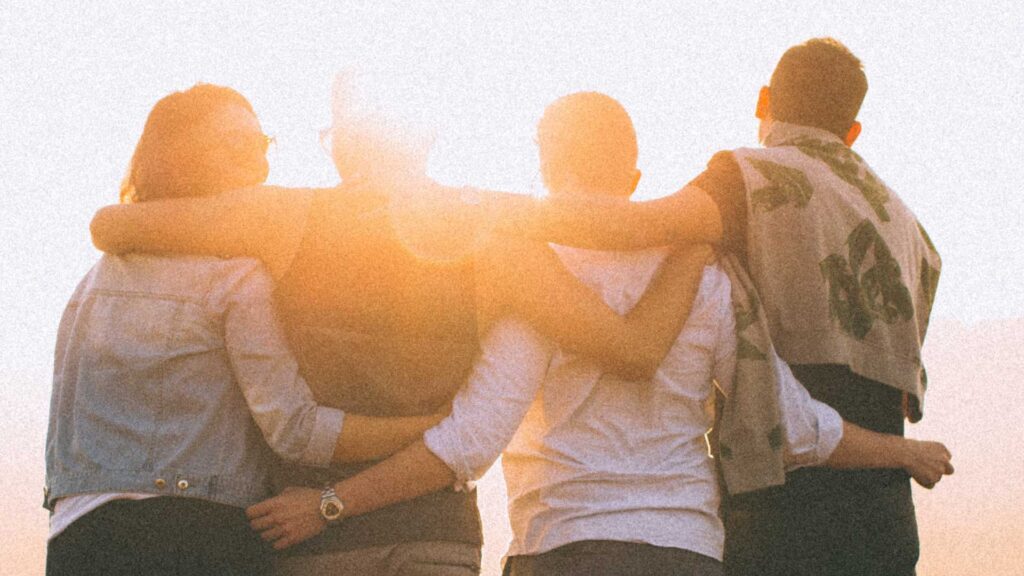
left=2, top=2, right=1022, bottom=574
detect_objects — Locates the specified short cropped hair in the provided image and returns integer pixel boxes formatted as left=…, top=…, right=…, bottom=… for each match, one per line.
left=769, top=38, right=868, bottom=137
left=537, top=92, right=638, bottom=194
left=121, top=83, right=264, bottom=203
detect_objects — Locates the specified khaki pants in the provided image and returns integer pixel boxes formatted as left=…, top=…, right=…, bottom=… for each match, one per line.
left=274, top=541, right=480, bottom=576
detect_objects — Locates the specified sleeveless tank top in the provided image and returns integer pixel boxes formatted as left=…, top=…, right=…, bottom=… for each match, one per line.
left=272, top=184, right=482, bottom=554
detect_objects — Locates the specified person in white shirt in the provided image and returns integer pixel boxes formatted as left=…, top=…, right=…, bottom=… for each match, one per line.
left=246, top=92, right=953, bottom=576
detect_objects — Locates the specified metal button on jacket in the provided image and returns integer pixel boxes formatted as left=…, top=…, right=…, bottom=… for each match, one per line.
left=154, top=478, right=167, bottom=489
left=177, top=479, right=189, bottom=491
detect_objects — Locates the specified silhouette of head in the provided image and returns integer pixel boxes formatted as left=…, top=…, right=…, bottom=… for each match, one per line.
left=537, top=91, right=641, bottom=197
left=760, top=38, right=868, bottom=142
left=327, top=73, right=432, bottom=188
left=121, top=83, right=269, bottom=203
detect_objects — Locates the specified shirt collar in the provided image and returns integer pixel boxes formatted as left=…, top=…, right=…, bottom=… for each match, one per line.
left=763, top=120, right=846, bottom=148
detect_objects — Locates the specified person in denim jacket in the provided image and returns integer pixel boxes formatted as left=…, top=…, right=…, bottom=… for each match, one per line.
left=44, top=84, right=444, bottom=576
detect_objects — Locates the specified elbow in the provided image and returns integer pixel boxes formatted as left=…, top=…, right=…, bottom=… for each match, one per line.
left=267, top=408, right=343, bottom=468
left=89, top=208, right=119, bottom=253
left=264, top=425, right=315, bottom=463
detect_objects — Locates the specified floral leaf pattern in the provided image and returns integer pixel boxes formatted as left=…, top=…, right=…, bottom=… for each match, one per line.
left=791, top=137, right=892, bottom=222
left=820, top=220, right=914, bottom=339
left=733, top=277, right=768, bottom=361
left=748, top=158, right=814, bottom=212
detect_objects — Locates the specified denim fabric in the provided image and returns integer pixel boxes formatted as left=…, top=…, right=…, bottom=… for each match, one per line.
left=45, top=254, right=342, bottom=510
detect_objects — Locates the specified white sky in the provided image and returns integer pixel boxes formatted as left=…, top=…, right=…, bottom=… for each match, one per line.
left=2, top=2, right=1022, bottom=574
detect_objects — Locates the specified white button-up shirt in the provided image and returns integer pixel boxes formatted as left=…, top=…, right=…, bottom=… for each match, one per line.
left=424, top=247, right=842, bottom=561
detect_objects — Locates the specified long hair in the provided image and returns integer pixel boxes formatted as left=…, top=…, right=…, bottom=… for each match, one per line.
left=120, top=84, right=264, bottom=203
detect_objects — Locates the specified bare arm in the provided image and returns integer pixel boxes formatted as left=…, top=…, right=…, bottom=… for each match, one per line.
left=247, top=442, right=453, bottom=550
left=90, top=185, right=313, bottom=279
left=478, top=239, right=713, bottom=380
left=482, top=184, right=724, bottom=250
left=248, top=317, right=550, bottom=550
left=714, top=315, right=954, bottom=490
left=827, top=423, right=954, bottom=489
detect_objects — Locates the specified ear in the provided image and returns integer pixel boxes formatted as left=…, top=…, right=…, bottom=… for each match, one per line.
left=755, top=86, right=771, bottom=120
left=628, top=169, right=642, bottom=195
left=844, top=121, right=861, bottom=146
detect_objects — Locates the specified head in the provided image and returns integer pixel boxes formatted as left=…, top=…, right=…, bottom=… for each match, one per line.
left=537, top=91, right=641, bottom=198
left=121, top=83, right=269, bottom=203
left=757, top=37, right=867, bottom=145
left=327, top=73, right=431, bottom=187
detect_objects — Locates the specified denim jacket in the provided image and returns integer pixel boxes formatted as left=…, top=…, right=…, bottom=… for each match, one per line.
left=45, top=254, right=343, bottom=511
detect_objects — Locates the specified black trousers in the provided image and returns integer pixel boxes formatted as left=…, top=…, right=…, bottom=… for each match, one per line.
left=504, top=540, right=724, bottom=576
left=722, top=365, right=920, bottom=576
left=46, top=497, right=272, bottom=576
left=722, top=476, right=918, bottom=576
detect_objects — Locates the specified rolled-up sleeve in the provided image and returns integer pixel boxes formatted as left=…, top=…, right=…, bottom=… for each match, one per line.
left=774, top=358, right=844, bottom=470
left=423, top=317, right=551, bottom=484
left=217, top=261, right=344, bottom=468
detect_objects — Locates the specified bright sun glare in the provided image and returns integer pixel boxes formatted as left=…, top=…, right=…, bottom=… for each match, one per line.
left=3, top=3, right=1023, bottom=576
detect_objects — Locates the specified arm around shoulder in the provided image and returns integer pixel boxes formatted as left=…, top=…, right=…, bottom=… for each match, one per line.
left=485, top=183, right=723, bottom=249
left=478, top=238, right=712, bottom=380
left=90, top=186, right=313, bottom=279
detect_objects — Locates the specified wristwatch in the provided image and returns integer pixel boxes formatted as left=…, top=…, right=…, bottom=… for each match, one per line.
left=319, top=485, right=345, bottom=523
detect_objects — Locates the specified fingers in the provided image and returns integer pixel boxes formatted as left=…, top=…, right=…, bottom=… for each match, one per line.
left=246, top=500, right=273, bottom=520
left=259, top=525, right=285, bottom=542
left=913, top=471, right=939, bottom=489
left=250, top=514, right=277, bottom=532
left=273, top=533, right=303, bottom=551
left=270, top=524, right=313, bottom=545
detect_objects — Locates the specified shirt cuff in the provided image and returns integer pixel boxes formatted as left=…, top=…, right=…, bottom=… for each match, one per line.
left=298, top=407, right=345, bottom=468
left=423, top=422, right=474, bottom=491
left=813, top=403, right=844, bottom=464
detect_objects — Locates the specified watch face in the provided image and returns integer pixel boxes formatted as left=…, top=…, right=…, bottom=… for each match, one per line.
left=323, top=502, right=341, bottom=517
left=321, top=497, right=344, bottom=520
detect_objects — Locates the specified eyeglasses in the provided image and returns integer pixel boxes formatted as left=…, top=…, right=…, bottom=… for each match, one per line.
left=207, top=131, right=275, bottom=155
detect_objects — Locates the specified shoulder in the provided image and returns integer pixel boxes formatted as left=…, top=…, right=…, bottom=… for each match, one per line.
left=708, top=150, right=741, bottom=173
left=198, top=257, right=276, bottom=310
left=692, top=150, right=744, bottom=195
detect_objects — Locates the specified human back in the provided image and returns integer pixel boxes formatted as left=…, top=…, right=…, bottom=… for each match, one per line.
left=498, top=91, right=729, bottom=576
left=716, top=38, right=941, bottom=576
left=266, top=98, right=485, bottom=565
left=503, top=245, right=733, bottom=562
left=273, top=184, right=480, bottom=417
left=731, top=127, right=939, bottom=413
left=46, top=84, right=316, bottom=576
